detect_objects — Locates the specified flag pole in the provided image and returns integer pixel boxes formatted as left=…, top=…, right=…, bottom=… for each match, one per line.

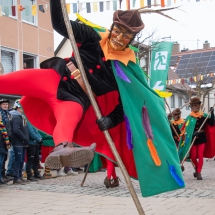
left=59, top=1, right=145, bottom=214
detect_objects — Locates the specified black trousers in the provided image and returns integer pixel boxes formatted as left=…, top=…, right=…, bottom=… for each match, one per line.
left=1, top=154, right=8, bottom=177
left=26, top=145, right=40, bottom=179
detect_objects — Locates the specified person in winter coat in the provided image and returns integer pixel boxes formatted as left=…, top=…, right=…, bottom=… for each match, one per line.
left=0, top=98, right=12, bottom=181
left=10, top=100, right=29, bottom=185
left=0, top=115, right=11, bottom=184
left=26, top=122, right=43, bottom=181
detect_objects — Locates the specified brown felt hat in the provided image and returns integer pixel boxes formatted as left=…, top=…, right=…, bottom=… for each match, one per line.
left=113, top=10, right=144, bottom=33
left=172, top=108, right=181, bottom=115
left=190, top=97, right=201, bottom=105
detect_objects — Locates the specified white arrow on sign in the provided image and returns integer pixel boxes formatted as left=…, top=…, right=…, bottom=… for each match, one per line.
left=152, top=81, right=164, bottom=90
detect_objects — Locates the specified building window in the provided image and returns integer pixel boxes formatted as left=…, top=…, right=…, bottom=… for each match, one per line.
left=21, top=0, right=36, bottom=24
left=23, top=53, right=37, bottom=69
left=0, top=0, right=16, bottom=17
left=178, top=96, right=182, bottom=107
left=171, top=94, right=175, bottom=108
left=1, top=48, right=16, bottom=74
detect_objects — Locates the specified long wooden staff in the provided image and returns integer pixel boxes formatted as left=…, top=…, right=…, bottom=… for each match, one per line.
left=164, top=99, right=180, bottom=139
left=181, top=105, right=215, bottom=166
left=59, top=1, right=145, bottom=214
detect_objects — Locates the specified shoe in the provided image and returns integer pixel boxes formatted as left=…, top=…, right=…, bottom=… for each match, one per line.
left=0, top=179, right=6, bottom=184
left=27, top=177, right=38, bottom=182
left=104, top=176, right=111, bottom=189
left=43, top=173, right=57, bottom=179
left=193, top=168, right=197, bottom=178
left=20, top=177, right=28, bottom=182
left=45, top=142, right=96, bottom=170
left=110, top=177, right=120, bottom=188
left=197, top=173, right=203, bottom=180
left=181, top=165, right=185, bottom=172
left=67, top=169, right=78, bottom=176
left=2, top=175, right=13, bottom=182
left=34, top=174, right=44, bottom=180
left=13, top=179, right=26, bottom=185
left=38, top=164, right=44, bottom=169
left=72, top=167, right=83, bottom=172
left=22, top=172, right=27, bottom=178
left=56, top=168, right=67, bottom=177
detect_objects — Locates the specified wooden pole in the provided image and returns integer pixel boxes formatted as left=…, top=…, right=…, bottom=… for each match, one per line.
left=59, top=1, right=145, bottom=214
left=181, top=105, right=215, bottom=166
left=164, top=99, right=180, bottom=139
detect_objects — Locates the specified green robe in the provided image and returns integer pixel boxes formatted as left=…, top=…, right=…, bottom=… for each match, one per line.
left=111, top=60, right=185, bottom=197
left=178, top=113, right=207, bottom=162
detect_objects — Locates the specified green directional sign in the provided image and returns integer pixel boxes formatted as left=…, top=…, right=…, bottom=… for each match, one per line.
left=150, top=42, right=173, bottom=91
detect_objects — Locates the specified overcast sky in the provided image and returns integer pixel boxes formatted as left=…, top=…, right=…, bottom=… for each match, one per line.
left=54, top=0, right=215, bottom=52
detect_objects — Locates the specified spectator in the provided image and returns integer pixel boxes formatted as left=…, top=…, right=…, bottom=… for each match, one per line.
left=26, top=122, right=43, bottom=181
left=0, top=115, right=11, bottom=184
left=0, top=98, right=12, bottom=182
left=10, top=100, right=29, bottom=184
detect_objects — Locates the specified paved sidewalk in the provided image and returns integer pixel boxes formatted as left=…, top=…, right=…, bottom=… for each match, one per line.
left=0, top=159, right=215, bottom=215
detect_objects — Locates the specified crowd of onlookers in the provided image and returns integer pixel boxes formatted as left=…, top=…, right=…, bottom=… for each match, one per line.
left=0, top=98, right=83, bottom=186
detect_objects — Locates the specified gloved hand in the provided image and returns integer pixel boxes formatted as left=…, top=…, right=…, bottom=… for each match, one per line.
left=193, top=131, right=200, bottom=137
left=96, top=117, right=113, bottom=131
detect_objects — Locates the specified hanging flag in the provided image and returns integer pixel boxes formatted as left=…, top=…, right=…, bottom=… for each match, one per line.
left=32, top=5, right=37, bottom=16
left=73, top=3, right=77, bottom=13
left=93, top=2, right=98, bottom=12
left=106, top=1, right=110, bottom=10
left=113, top=1, right=117, bottom=11
left=39, top=5, right=45, bottom=13
left=126, top=0, right=130, bottom=9
left=140, top=0, right=144, bottom=8
left=174, top=0, right=176, bottom=4
left=161, top=0, right=165, bottom=7
left=25, top=5, right=30, bottom=16
left=66, top=3, right=70, bottom=14
left=133, top=0, right=136, bottom=7
left=3, top=6, right=9, bottom=16
left=154, top=0, right=159, bottom=6
left=0, top=6, right=2, bottom=16
left=150, top=42, right=173, bottom=91
left=45, top=4, right=48, bottom=9
left=99, top=2, right=104, bottom=12
left=11, top=6, right=16, bottom=16
left=167, top=0, right=171, bottom=6
left=147, top=0, right=151, bottom=7
left=18, top=5, right=25, bottom=11
left=86, top=3, right=91, bottom=13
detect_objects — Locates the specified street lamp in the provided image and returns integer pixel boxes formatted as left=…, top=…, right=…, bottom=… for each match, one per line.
left=161, top=36, right=171, bottom=41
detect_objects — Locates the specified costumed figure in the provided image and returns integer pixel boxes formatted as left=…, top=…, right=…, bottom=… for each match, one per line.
left=170, top=108, right=184, bottom=148
left=178, top=97, right=214, bottom=180
left=0, top=0, right=185, bottom=196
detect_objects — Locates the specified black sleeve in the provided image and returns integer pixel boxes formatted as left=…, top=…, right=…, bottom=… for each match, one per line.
left=107, top=97, right=124, bottom=127
left=50, top=0, right=100, bottom=44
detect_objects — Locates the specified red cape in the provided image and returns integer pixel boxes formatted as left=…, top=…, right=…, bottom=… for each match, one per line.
left=21, top=91, right=138, bottom=178
left=204, top=124, right=215, bottom=158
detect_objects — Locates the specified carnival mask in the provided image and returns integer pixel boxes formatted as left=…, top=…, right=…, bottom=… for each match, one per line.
left=108, top=24, right=135, bottom=51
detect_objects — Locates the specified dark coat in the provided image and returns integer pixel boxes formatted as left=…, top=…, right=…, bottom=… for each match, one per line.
left=0, top=133, right=7, bottom=154
left=10, top=112, right=29, bottom=147
left=192, top=114, right=214, bottom=145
